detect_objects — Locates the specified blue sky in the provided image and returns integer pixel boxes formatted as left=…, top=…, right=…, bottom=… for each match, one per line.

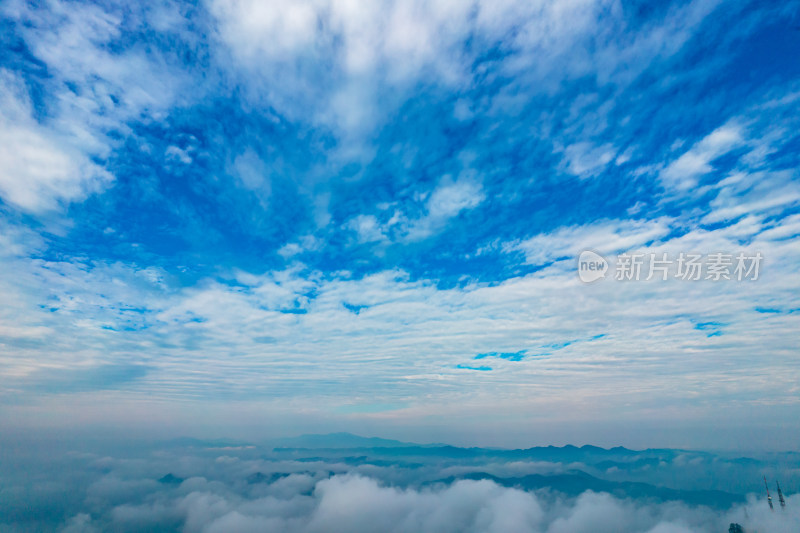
left=0, top=0, right=798, bottom=448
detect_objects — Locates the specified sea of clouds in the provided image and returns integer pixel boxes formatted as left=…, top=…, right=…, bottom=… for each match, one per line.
left=2, top=438, right=798, bottom=533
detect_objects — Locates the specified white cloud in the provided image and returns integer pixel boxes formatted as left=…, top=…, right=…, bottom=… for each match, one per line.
left=658, top=90, right=800, bottom=214
left=9, top=0, right=190, bottom=120
left=0, top=440, right=791, bottom=532
left=343, top=176, right=485, bottom=244
left=347, top=214, right=388, bottom=244
left=230, top=148, right=271, bottom=199
left=166, top=146, right=193, bottom=165
left=703, top=170, right=800, bottom=224
left=214, top=0, right=320, bottom=60
left=36, top=453, right=800, bottom=533
left=505, top=218, right=672, bottom=266
left=60, top=513, right=100, bottom=533
left=207, top=0, right=726, bottom=159
left=561, top=142, right=617, bottom=178
left=660, top=123, right=744, bottom=191
left=0, top=0, right=196, bottom=214
left=279, top=235, right=323, bottom=258
left=0, top=71, right=113, bottom=213
left=427, top=178, right=484, bottom=219
left=2, top=205, right=798, bottom=447
left=403, top=177, right=485, bottom=241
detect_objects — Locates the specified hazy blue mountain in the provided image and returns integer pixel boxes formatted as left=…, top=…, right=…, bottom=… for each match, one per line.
left=437, top=471, right=746, bottom=509
left=269, top=432, right=426, bottom=449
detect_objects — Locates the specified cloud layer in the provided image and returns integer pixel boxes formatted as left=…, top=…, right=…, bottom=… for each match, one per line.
left=0, top=0, right=798, bottom=448
left=2, top=440, right=798, bottom=533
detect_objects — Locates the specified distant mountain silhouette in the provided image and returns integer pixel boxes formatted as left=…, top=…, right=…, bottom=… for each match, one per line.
left=270, top=432, right=431, bottom=449
left=246, top=472, right=291, bottom=484
left=273, top=443, right=644, bottom=462
left=162, top=437, right=254, bottom=448
left=157, top=473, right=184, bottom=485
left=435, top=471, right=744, bottom=509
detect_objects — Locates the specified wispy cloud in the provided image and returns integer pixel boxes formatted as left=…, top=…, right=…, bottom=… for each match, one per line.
left=0, top=0, right=797, bottom=448
left=0, top=70, right=112, bottom=212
